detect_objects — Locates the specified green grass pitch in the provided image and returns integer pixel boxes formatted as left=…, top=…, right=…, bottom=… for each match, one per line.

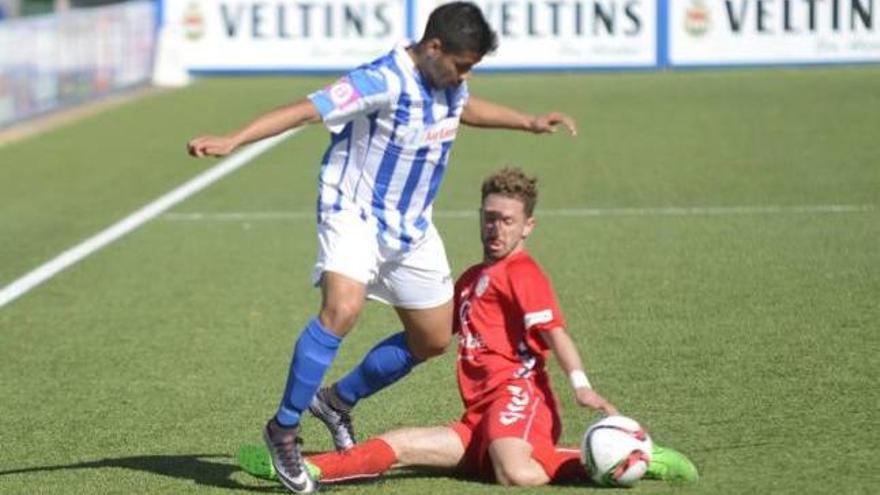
left=1, top=67, right=878, bottom=494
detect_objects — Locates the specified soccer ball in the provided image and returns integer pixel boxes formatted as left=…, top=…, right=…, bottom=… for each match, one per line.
left=581, top=415, right=653, bottom=487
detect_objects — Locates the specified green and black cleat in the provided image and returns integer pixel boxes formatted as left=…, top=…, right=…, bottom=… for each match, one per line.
left=237, top=443, right=322, bottom=482
left=645, top=444, right=699, bottom=483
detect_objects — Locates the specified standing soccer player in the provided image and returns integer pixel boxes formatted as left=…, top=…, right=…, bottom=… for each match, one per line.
left=187, top=3, right=576, bottom=493
left=238, top=167, right=699, bottom=487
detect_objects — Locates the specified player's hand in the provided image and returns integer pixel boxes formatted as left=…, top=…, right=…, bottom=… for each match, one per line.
left=187, top=135, right=238, bottom=158
left=575, top=387, right=619, bottom=416
left=528, top=112, right=577, bottom=137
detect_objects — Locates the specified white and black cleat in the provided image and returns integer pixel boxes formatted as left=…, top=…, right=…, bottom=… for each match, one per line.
left=309, top=387, right=356, bottom=451
left=262, top=418, right=317, bottom=493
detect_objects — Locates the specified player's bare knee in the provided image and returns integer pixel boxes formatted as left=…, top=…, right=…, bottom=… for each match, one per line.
left=409, top=336, right=450, bottom=360
left=319, top=300, right=362, bottom=335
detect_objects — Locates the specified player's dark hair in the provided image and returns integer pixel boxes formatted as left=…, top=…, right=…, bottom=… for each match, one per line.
left=481, top=167, right=538, bottom=217
left=420, top=2, right=498, bottom=56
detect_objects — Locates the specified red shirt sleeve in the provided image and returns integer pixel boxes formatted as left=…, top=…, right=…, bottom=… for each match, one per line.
left=507, top=257, right=566, bottom=341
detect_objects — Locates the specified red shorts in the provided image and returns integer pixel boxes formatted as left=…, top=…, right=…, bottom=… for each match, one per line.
left=450, top=378, right=562, bottom=479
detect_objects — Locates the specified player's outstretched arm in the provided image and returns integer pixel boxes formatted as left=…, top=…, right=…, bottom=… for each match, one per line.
left=187, top=98, right=321, bottom=158
left=461, top=96, right=577, bottom=136
left=541, top=328, right=619, bottom=416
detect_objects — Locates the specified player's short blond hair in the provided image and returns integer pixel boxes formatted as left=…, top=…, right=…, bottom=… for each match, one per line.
left=481, top=167, right=538, bottom=217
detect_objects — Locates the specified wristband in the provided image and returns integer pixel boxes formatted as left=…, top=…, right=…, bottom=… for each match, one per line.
left=569, top=370, right=592, bottom=389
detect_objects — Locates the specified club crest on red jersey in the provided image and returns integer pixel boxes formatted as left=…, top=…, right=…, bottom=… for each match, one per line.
left=475, top=273, right=490, bottom=297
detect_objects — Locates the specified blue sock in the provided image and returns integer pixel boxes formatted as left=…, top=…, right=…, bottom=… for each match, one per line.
left=275, top=318, right=341, bottom=427
left=334, top=332, right=421, bottom=406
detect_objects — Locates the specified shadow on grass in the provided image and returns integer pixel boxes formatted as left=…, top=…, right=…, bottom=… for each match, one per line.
left=0, top=454, right=279, bottom=492
left=0, top=453, right=488, bottom=491
left=314, top=468, right=486, bottom=492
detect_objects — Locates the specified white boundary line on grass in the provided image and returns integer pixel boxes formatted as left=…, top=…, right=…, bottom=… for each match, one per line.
left=0, top=130, right=298, bottom=310
left=162, top=204, right=876, bottom=222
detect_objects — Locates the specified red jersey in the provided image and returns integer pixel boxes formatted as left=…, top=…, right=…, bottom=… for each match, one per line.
left=453, top=249, right=567, bottom=410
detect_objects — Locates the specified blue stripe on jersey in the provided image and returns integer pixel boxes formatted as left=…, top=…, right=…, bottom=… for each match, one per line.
left=371, top=56, right=411, bottom=242
left=444, top=88, right=459, bottom=117
left=310, top=91, right=335, bottom=117
left=395, top=146, right=430, bottom=248
left=348, top=67, right=389, bottom=97
left=415, top=140, right=453, bottom=233
left=414, top=214, right=428, bottom=233
left=371, top=143, right=401, bottom=237
left=366, top=111, right=380, bottom=153
left=416, top=80, right=435, bottom=125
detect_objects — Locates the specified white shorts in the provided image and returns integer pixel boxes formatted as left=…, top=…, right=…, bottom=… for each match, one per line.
left=312, top=209, right=453, bottom=309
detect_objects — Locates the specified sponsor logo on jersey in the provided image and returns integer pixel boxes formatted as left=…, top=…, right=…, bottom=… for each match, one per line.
left=459, top=331, right=486, bottom=350
left=499, top=384, right=530, bottom=426
left=395, top=117, right=459, bottom=147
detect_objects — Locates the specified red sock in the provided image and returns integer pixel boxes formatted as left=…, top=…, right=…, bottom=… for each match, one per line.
left=307, top=438, right=398, bottom=483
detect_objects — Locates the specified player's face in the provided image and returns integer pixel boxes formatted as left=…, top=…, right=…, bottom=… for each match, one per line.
left=417, top=39, right=482, bottom=89
left=480, top=194, right=535, bottom=262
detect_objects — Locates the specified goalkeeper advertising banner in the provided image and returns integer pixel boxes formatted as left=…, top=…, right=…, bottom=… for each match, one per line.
left=158, top=0, right=660, bottom=72
left=669, top=0, right=880, bottom=65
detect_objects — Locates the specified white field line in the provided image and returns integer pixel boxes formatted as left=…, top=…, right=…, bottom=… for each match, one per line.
left=162, top=204, right=876, bottom=222
left=0, top=130, right=298, bottom=310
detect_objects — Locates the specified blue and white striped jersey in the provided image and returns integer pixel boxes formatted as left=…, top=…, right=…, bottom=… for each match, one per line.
left=308, top=43, right=469, bottom=251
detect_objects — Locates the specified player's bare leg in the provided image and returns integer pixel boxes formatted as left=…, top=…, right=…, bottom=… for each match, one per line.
left=318, top=271, right=367, bottom=336
left=380, top=426, right=464, bottom=468
left=488, top=438, right=551, bottom=487
left=296, top=426, right=465, bottom=483
left=239, top=426, right=465, bottom=483
left=395, top=300, right=454, bottom=360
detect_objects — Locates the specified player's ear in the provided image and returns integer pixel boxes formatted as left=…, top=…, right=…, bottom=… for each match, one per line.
left=424, top=38, right=443, bottom=57
left=522, top=216, right=536, bottom=238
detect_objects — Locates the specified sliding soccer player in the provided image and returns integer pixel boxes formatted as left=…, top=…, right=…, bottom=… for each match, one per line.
left=239, top=168, right=699, bottom=487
